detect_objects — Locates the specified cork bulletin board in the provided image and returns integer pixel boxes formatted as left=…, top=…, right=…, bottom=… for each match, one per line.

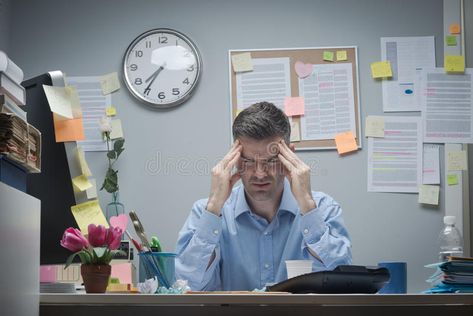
left=228, top=47, right=361, bottom=151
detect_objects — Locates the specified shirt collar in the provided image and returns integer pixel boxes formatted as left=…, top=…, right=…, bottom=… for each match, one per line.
left=234, top=179, right=299, bottom=219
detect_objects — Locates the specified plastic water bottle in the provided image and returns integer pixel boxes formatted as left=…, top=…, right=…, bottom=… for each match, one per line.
left=438, top=216, right=463, bottom=262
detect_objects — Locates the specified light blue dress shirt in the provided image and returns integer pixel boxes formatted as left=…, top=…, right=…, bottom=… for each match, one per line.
left=175, top=179, right=352, bottom=291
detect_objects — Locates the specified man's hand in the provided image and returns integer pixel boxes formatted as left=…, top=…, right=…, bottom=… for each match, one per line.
left=206, top=140, right=242, bottom=216
left=278, top=140, right=317, bottom=214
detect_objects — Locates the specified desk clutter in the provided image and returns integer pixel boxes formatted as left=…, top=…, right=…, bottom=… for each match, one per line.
left=425, top=257, right=473, bottom=293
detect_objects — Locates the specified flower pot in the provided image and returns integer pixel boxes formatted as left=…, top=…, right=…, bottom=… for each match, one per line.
left=81, top=264, right=111, bottom=293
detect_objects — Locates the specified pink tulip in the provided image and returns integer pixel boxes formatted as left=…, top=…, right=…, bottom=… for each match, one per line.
left=87, top=224, right=108, bottom=247
left=60, top=227, right=89, bottom=252
left=105, top=226, right=123, bottom=250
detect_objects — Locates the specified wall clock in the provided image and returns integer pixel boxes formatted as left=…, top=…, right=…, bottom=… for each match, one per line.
left=123, top=28, right=202, bottom=108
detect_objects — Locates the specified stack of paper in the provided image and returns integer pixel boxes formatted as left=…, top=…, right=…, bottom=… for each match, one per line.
left=425, top=257, right=473, bottom=293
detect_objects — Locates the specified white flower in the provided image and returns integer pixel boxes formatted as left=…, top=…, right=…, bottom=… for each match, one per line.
left=99, top=116, right=112, bottom=133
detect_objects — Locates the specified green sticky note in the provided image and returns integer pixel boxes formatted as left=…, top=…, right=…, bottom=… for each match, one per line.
left=323, top=51, right=334, bottom=62
left=447, top=174, right=458, bottom=185
left=446, top=35, right=457, bottom=46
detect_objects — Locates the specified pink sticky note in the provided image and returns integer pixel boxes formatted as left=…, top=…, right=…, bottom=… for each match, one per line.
left=284, top=97, right=305, bottom=116
left=110, top=214, right=128, bottom=232
left=111, top=262, right=133, bottom=284
left=40, top=265, right=57, bottom=283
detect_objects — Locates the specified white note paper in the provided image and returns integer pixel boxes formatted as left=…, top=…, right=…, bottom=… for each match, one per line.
left=422, top=144, right=440, bottom=184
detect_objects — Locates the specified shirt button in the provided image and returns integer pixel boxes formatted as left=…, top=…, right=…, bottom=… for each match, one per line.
left=303, top=228, right=309, bottom=234
left=264, top=264, right=270, bottom=269
left=213, top=229, right=219, bottom=235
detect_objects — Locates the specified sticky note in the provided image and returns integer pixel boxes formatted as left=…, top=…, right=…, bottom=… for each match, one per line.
left=72, top=174, right=93, bottom=192
left=106, top=106, right=117, bottom=116
left=365, top=116, right=385, bottom=138
left=336, top=50, right=347, bottom=61
left=65, top=86, right=82, bottom=118
left=334, top=131, right=358, bottom=155
left=110, top=119, right=124, bottom=139
left=447, top=151, right=467, bottom=171
left=418, top=185, right=440, bottom=205
left=323, top=51, right=334, bottom=62
left=231, top=52, right=253, bottom=72
left=444, top=55, right=465, bottom=73
left=447, top=174, right=459, bottom=186
left=294, top=61, right=313, bottom=79
left=43, top=85, right=74, bottom=119
left=290, top=120, right=301, bottom=142
left=86, top=178, right=98, bottom=199
left=100, top=72, right=121, bottom=95
left=446, top=35, right=457, bottom=46
left=111, top=262, right=133, bottom=285
left=76, top=146, right=92, bottom=177
left=71, top=200, right=109, bottom=233
left=370, top=61, right=392, bottom=78
left=284, top=96, right=305, bottom=116
left=449, top=23, right=460, bottom=34
left=53, top=116, right=85, bottom=142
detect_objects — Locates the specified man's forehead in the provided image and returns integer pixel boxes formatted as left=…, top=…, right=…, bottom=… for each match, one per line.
left=239, top=137, right=282, bottom=159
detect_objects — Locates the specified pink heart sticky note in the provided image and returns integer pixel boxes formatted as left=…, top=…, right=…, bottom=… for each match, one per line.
left=110, top=214, right=128, bottom=232
left=294, top=61, right=313, bottom=79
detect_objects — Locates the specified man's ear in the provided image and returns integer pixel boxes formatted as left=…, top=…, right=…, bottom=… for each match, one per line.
left=290, top=144, right=295, bottom=152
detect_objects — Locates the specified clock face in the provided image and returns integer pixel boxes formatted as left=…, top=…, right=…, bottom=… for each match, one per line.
left=123, top=28, right=202, bottom=108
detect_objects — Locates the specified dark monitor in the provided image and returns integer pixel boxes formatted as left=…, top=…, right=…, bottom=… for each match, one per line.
left=22, top=73, right=78, bottom=265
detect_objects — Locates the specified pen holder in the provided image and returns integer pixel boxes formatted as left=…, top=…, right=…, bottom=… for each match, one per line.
left=139, top=252, right=176, bottom=288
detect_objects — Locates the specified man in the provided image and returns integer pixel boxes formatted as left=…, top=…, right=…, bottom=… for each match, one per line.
left=175, top=102, right=351, bottom=291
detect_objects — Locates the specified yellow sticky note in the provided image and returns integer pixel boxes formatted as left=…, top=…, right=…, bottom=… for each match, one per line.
left=446, top=35, right=457, bottom=46
left=71, top=200, right=109, bottom=233
left=72, top=174, right=93, bottom=192
left=100, top=72, right=121, bottom=95
left=418, top=185, right=440, bottom=205
left=447, top=174, right=459, bottom=186
left=447, top=151, right=467, bottom=171
left=42, top=85, right=74, bottom=119
left=290, top=120, right=301, bottom=142
left=76, top=146, right=92, bottom=177
left=444, top=55, right=465, bottom=73
left=86, top=178, right=98, bottom=199
left=370, top=61, right=392, bottom=78
left=110, top=119, right=124, bottom=139
left=65, top=86, right=82, bottom=118
left=336, top=50, right=347, bottom=61
left=106, top=106, right=117, bottom=116
left=231, top=52, right=253, bottom=73
left=365, top=116, right=385, bottom=138
left=284, top=96, right=305, bottom=116
left=449, top=23, right=460, bottom=34
left=334, top=131, right=358, bottom=155
left=323, top=51, right=334, bottom=62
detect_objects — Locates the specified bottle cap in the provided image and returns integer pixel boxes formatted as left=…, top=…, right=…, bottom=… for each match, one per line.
left=444, top=216, right=456, bottom=225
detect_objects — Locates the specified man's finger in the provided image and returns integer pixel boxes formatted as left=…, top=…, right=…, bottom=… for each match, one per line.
left=278, top=153, right=295, bottom=173
left=229, top=172, right=241, bottom=187
left=225, top=150, right=241, bottom=171
left=278, top=142, right=301, bottom=167
left=221, top=145, right=242, bottom=167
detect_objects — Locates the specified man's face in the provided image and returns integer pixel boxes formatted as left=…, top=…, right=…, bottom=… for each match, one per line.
left=237, top=136, right=286, bottom=202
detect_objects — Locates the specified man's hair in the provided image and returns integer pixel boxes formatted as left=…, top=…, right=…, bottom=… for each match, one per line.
left=232, top=101, right=291, bottom=144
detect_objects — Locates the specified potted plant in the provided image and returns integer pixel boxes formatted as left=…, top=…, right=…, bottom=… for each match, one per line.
left=60, top=224, right=123, bottom=293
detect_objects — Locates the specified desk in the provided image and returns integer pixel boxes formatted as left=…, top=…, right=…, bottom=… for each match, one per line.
left=41, top=293, right=473, bottom=316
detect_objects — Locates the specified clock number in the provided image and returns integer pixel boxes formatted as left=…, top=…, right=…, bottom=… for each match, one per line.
left=135, top=50, right=143, bottom=57
left=130, top=64, right=138, bottom=71
left=134, top=78, right=142, bottom=85
left=145, top=41, right=152, bottom=48
left=158, top=92, right=166, bottom=99
left=159, top=36, right=168, bottom=44
left=172, top=88, right=180, bottom=95
left=187, top=65, right=194, bottom=72
left=183, top=78, right=190, bottom=85
left=144, top=88, right=151, bottom=95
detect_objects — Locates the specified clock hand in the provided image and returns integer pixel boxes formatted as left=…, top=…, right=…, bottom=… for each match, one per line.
left=143, top=66, right=164, bottom=95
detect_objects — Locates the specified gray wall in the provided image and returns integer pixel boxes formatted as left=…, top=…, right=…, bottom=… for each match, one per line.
left=7, top=0, right=468, bottom=292
left=466, top=0, right=473, bottom=258
left=0, top=0, right=10, bottom=52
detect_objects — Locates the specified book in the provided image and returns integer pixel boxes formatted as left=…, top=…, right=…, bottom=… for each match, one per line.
left=0, top=51, right=24, bottom=84
left=0, top=94, right=27, bottom=121
left=0, top=72, right=26, bottom=105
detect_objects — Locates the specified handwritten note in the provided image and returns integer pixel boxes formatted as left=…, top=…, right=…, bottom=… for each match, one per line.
left=370, top=61, right=392, bottom=78
left=284, top=96, right=305, bottom=116
left=53, top=117, right=85, bottom=142
left=447, top=151, right=467, bottom=171
left=336, top=50, right=347, bottom=61
left=446, top=35, right=457, bottom=46
left=231, top=52, right=253, bottom=72
left=110, top=119, right=124, bottom=139
left=72, top=174, right=93, bottom=192
left=449, top=23, right=460, bottom=34
left=365, top=116, right=385, bottom=137
left=447, top=174, right=459, bottom=186
left=106, top=106, right=117, bottom=116
left=323, top=51, right=334, bottom=62
left=290, top=120, right=301, bottom=142
left=76, top=146, right=92, bottom=177
left=418, top=185, right=440, bottom=205
left=334, top=131, right=358, bottom=155
left=444, top=55, right=465, bottom=73
left=100, top=72, right=121, bottom=95
left=71, top=199, right=109, bottom=233
left=43, top=85, right=74, bottom=119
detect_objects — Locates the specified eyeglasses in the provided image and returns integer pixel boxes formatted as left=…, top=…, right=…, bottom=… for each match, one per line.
left=240, top=157, right=280, bottom=170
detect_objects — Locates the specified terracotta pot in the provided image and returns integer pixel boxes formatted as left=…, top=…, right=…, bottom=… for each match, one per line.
left=81, top=264, right=111, bottom=293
